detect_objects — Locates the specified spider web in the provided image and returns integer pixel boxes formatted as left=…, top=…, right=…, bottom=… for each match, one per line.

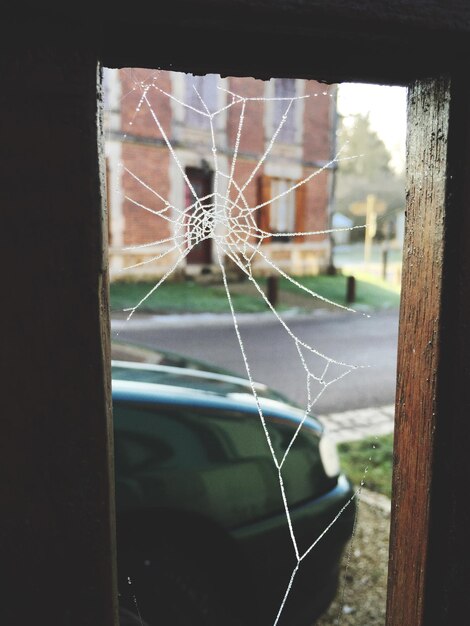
left=108, top=69, right=368, bottom=625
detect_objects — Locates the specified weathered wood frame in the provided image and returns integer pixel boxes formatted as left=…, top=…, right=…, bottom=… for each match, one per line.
left=2, top=4, right=470, bottom=625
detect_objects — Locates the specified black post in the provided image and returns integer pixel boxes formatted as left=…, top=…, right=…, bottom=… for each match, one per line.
left=267, top=275, right=279, bottom=307
left=382, top=247, right=389, bottom=280
left=346, top=275, right=356, bottom=304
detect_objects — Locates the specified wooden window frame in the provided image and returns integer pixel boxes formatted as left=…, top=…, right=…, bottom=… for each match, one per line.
left=3, top=5, right=470, bottom=625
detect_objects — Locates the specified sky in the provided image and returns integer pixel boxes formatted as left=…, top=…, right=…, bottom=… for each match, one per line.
left=336, top=83, right=407, bottom=174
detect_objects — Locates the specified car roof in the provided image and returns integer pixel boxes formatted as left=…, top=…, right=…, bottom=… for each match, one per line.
left=111, top=340, right=291, bottom=404
left=111, top=360, right=322, bottom=433
left=111, top=340, right=237, bottom=376
left=112, top=359, right=278, bottom=399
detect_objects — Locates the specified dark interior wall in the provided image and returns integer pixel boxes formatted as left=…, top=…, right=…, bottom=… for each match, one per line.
left=0, top=38, right=117, bottom=626
left=9, top=2, right=470, bottom=83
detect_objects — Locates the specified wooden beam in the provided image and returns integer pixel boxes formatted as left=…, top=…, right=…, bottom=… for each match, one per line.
left=96, top=1, right=469, bottom=84
left=386, top=77, right=470, bottom=625
left=7, top=6, right=470, bottom=85
left=0, top=46, right=118, bottom=625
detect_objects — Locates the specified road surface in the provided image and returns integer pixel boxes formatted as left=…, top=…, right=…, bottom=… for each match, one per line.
left=111, top=308, right=399, bottom=415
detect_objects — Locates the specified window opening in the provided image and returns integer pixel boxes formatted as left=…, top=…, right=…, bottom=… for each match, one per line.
left=185, top=73, right=219, bottom=127
left=105, top=68, right=405, bottom=626
left=269, top=177, right=297, bottom=241
left=273, top=79, right=297, bottom=143
left=184, top=166, right=214, bottom=265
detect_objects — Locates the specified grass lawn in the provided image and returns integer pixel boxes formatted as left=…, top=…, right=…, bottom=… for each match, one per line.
left=338, top=433, right=394, bottom=498
left=110, top=272, right=400, bottom=315
left=280, top=273, right=400, bottom=310
left=110, top=279, right=269, bottom=314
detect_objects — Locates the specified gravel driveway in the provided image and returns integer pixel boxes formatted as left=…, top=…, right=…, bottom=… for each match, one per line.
left=316, top=491, right=391, bottom=626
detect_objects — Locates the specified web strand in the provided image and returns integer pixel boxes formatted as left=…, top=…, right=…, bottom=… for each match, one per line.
left=111, top=71, right=366, bottom=626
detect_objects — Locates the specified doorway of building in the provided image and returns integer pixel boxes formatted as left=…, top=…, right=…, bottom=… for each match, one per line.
left=185, top=166, right=213, bottom=266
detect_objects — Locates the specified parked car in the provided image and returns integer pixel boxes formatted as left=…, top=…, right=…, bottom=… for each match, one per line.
left=112, top=341, right=356, bottom=626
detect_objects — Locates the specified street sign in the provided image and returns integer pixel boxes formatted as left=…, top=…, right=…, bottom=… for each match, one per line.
left=350, top=196, right=387, bottom=216
left=349, top=195, right=388, bottom=265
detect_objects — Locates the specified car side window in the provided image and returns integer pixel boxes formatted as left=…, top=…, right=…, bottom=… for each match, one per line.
left=114, top=402, right=207, bottom=471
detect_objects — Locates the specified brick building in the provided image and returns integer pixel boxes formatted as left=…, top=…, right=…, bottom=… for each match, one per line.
left=104, top=68, right=337, bottom=279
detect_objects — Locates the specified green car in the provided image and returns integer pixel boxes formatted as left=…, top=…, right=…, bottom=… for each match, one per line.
left=112, top=342, right=356, bottom=626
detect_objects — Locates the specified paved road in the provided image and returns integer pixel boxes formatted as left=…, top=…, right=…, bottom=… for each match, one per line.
left=112, top=308, right=399, bottom=416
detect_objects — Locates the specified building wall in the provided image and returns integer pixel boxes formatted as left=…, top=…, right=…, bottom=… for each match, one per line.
left=104, top=69, right=335, bottom=279
left=121, top=143, right=172, bottom=247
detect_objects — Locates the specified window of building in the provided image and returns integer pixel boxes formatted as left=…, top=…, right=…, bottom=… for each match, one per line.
left=269, top=178, right=296, bottom=240
left=258, top=174, right=305, bottom=244
left=185, top=73, right=218, bottom=127
left=273, top=78, right=296, bottom=143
